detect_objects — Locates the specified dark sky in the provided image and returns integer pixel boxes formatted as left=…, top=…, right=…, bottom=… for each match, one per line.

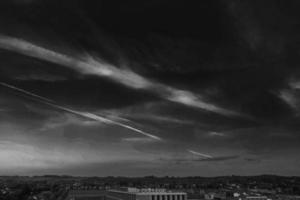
left=0, top=0, right=300, bottom=176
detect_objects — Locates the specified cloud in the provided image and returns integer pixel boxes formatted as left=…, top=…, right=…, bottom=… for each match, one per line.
left=290, top=80, right=300, bottom=90
left=121, top=137, right=155, bottom=143
left=195, top=155, right=239, bottom=162
left=159, top=155, right=239, bottom=163
left=278, top=89, right=298, bottom=109
left=0, top=34, right=242, bottom=117
left=104, top=105, right=194, bottom=125
left=245, top=157, right=261, bottom=163
left=39, top=113, right=105, bottom=132
left=137, top=115, right=193, bottom=124
left=277, top=86, right=300, bottom=114
left=209, top=131, right=225, bottom=137
left=0, top=140, right=84, bottom=170
left=0, top=139, right=159, bottom=173
left=15, top=73, right=67, bottom=82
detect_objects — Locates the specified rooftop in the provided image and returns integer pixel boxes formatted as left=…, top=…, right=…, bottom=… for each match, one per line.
left=109, top=188, right=186, bottom=195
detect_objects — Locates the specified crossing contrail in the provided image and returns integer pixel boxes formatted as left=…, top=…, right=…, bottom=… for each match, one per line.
left=0, top=82, right=218, bottom=156
left=0, top=82, right=162, bottom=141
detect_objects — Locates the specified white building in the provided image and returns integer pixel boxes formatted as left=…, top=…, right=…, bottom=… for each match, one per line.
left=106, top=187, right=187, bottom=200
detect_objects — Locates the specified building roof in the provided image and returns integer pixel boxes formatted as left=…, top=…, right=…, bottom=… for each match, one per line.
left=109, top=188, right=186, bottom=195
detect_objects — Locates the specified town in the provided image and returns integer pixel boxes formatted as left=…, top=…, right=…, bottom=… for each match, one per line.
left=0, top=175, right=299, bottom=200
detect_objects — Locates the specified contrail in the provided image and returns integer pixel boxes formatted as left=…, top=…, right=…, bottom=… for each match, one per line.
left=0, top=82, right=162, bottom=141
left=0, top=82, right=54, bottom=103
left=187, top=149, right=213, bottom=158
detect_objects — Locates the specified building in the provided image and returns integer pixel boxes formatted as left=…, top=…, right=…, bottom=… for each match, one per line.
left=106, top=187, right=187, bottom=200
left=67, top=190, right=105, bottom=200
left=244, top=196, right=268, bottom=200
left=277, top=195, right=300, bottom=200
left=204, top=193, right=215, bottom=200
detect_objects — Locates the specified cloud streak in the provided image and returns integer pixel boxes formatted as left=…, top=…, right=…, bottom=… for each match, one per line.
left=209, top=131, right=226, bottom=137
left=195, top=155, right=239, bottom=162
left=0, top=35, right=240, bottom=116
left=0, top=82, right=162, bottom=141
left=160, top=155, right=239, bottom=163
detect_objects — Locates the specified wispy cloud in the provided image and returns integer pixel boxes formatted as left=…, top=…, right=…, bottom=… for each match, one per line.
left=209, top=131, right=226, bottom=137
left=195, top=155, right=239, bottom=162
left=0, top=35, right=241, bottom=116
left=0, top=141, right=72, bottom=169
left=0, top=82, right=162, bottom=141
left=289, top=79, right=300, bottom=90
left=121, top=137, right=154, bottom=143
left=278, top=89, right=298, bottom=109
left=105, top=110, right=194, bottom=125
left=134, top=114, right=193, bottom=124
left=159, top=155, right=239, bottom=163
left=15, top=73, right=67, bottom=82
left=39, top=113, right=105, bottom=132
left=0, top=140, right=157, bottom=172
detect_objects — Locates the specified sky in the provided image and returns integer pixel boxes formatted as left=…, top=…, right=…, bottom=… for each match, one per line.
left=0, top=0, right=300, bottom=176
